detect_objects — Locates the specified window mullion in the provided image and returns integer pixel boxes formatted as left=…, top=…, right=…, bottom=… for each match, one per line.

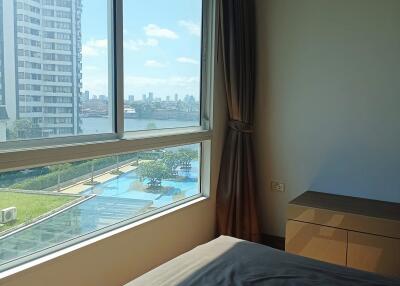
left=200, top=0, right=216, bottom=131
left=113, top=0, right=125, bottom=137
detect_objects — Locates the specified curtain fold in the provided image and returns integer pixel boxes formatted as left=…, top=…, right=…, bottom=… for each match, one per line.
left=216, top=0, right=260, bottom=242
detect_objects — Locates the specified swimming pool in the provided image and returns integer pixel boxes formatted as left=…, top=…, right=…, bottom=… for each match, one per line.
left=0, top=160, right=200, bottom=268
left=84, top=160, right=200, bottom=208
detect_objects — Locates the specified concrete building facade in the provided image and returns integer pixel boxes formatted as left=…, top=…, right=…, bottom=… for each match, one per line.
left=1, top=0, right=82, bottom=140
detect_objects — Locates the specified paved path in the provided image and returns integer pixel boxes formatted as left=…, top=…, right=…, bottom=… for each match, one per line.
left=61, top=163, right=138, bottom=195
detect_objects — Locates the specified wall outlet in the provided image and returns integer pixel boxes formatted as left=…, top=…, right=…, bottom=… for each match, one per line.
left=271, top=181, right=285, bottom=192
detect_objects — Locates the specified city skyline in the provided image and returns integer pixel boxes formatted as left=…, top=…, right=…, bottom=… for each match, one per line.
left=0, top=0, right=202, bottom=141
left=82, top=89, right=199, bottom=102
left=81, top=0, right=202, bottom=100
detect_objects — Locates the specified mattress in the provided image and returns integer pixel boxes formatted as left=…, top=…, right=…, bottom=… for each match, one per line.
left=126, top=236, right=400, bottom=286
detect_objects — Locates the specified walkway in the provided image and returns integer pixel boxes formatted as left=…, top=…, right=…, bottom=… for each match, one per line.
left=60, top=163, right=138, bottom=195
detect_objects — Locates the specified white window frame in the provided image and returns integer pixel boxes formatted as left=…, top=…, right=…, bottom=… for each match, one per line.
left=0, top=0, right=217, bottom=272
left=0, top=0, right=216, bottom=171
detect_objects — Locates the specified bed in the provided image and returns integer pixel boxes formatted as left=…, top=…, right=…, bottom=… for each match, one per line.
left=126, top=236, right=400, bottom=286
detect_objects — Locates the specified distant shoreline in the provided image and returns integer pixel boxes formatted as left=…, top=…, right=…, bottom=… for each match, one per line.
left=80, top=117, right=198, bottom=133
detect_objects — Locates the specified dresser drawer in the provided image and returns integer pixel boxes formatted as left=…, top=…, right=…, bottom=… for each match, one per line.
left=285, top=220, right=347, bottom=266
left=347, top=231, right=400, bottom=277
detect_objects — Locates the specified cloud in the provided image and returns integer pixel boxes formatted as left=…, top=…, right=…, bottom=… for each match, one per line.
left=82, top=73, right=108, bottom=95
left=82, top=39, right=108, bottom=56
left=144, top=24, right=179, bottom=39
left=144, top=60, right=166, bottom=68
left=83, top=37, right=158, bottom=55
left=179, top=20, right=201, bottom=37
left=177, top=57, right=199, bottom=65
left=84, top=65, right=100, bottom=71
left=124, top=38, right=159, bottom=51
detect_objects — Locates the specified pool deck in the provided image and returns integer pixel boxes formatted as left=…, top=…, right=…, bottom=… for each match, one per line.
left=60, top=163, right=139, bottom=195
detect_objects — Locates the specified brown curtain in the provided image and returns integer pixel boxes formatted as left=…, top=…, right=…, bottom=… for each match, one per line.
left=216, top=0, right=260, bottom=242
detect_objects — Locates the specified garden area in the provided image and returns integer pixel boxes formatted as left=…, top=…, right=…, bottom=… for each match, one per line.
left=0, top=146, right=199, bottom=234
left=1, top=153, right=141, bottom=191
left=0, top=192, right=76, bottom=233
left=0, top=147, right=199, bottom=194
left=0, top=146, right=200, bottom=266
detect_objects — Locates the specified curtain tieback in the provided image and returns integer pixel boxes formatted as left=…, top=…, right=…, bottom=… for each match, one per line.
left=228, top=120, right=253, bottom=133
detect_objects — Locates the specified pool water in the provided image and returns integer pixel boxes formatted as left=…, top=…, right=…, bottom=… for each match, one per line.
left=84, top=160, right=200, bottom=208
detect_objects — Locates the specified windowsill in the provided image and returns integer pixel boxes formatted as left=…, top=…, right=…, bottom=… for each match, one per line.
left=0, top=128, right=212, bottom=172
left=0, top=195, right=209, bottom=281
left=0, top=127, right=211, bottom=154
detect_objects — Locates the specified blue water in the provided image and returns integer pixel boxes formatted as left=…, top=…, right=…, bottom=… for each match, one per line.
left=81, top=117, right=198, bottom=134
left=0, top=161, right=200, bottom=268
left=84, top=160, right=200, bottom=208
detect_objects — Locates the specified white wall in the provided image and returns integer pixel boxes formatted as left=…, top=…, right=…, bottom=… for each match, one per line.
left=254, top=0, right=400, bottom=237
left=0, top=45, right=227, bottom=286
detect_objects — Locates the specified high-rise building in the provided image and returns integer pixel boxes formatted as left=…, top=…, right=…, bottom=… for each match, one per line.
left=0, top=1, right=4, bottom=107
left=1, top=0, right=82, bottom=139
left=148, top=92, right=154, bottom=102
left=128, top=95, right=135, bottom=103
left=0, top=106, right=7, bottom=141
left=174, top=93, right=178, bottom=102
left=98, top=94, right=107, bottom=102
left=82, top=90, right=89, bottom=102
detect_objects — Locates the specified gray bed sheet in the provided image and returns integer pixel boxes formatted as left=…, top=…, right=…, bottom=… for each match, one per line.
left=126, top=236, right=400, bottom=286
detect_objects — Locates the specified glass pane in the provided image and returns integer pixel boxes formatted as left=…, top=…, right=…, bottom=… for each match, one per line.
left=123, top=0, right=202, bottom=131
left=0, top=144, right=200, bottom=269
left=0, top=0, right=112, bottom=143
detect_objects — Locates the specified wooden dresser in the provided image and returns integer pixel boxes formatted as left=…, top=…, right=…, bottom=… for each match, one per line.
left=285, top=191, right=400, bottom=277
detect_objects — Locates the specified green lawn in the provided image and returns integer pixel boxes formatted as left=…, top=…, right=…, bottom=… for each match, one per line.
left=0, top=192, right=76, bottom=233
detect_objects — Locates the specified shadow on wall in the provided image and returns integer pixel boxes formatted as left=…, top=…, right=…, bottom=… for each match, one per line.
left=309, top=136, right=400, bottom=203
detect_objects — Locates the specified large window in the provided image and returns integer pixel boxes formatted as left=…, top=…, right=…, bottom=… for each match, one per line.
left=2, top=0, right=113, bottom=142
left=0, top=144, right=200, bottom=267
left=123, top=0, right=202, bottom=131
left=0, top=0, right=215, bottom=272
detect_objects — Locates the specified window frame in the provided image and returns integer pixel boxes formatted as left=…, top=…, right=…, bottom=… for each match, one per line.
left=0, top=0, right=216, bottom=171
left=0, top=0, right=217, bottom=273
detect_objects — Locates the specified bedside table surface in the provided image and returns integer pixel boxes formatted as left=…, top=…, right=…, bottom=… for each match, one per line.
left=290, top=191, right=400, bottom=221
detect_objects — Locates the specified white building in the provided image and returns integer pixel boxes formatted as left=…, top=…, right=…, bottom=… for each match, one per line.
left=0, top=106, right=8, bottom=141
left=1, top=0, right=82, bottom=139
left=82, top=90, right=89, bottom=102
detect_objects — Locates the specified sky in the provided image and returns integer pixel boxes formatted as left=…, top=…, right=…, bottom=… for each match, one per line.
left=81, top=0, right=202, bottom=100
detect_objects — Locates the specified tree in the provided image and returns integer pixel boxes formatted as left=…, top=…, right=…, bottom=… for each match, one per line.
left=146, top=122, right=157, bottom=130
left=47, top=163, right=71, bottom=174
left=136, top=161, right=170, bottom=188
left=109, top=155, right=123, bottom=175
left=177, top=148, right=198, bottom=170
left=7, top=119, right=41, bottom=140
left=48, top=163, right=71, bottom=191
left=178, top=148, right=198, bottom=160
left=162, top=151, right=180, bottom=176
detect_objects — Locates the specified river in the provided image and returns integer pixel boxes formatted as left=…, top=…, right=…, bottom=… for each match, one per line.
left=81, top=117, right=198, bottom=134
